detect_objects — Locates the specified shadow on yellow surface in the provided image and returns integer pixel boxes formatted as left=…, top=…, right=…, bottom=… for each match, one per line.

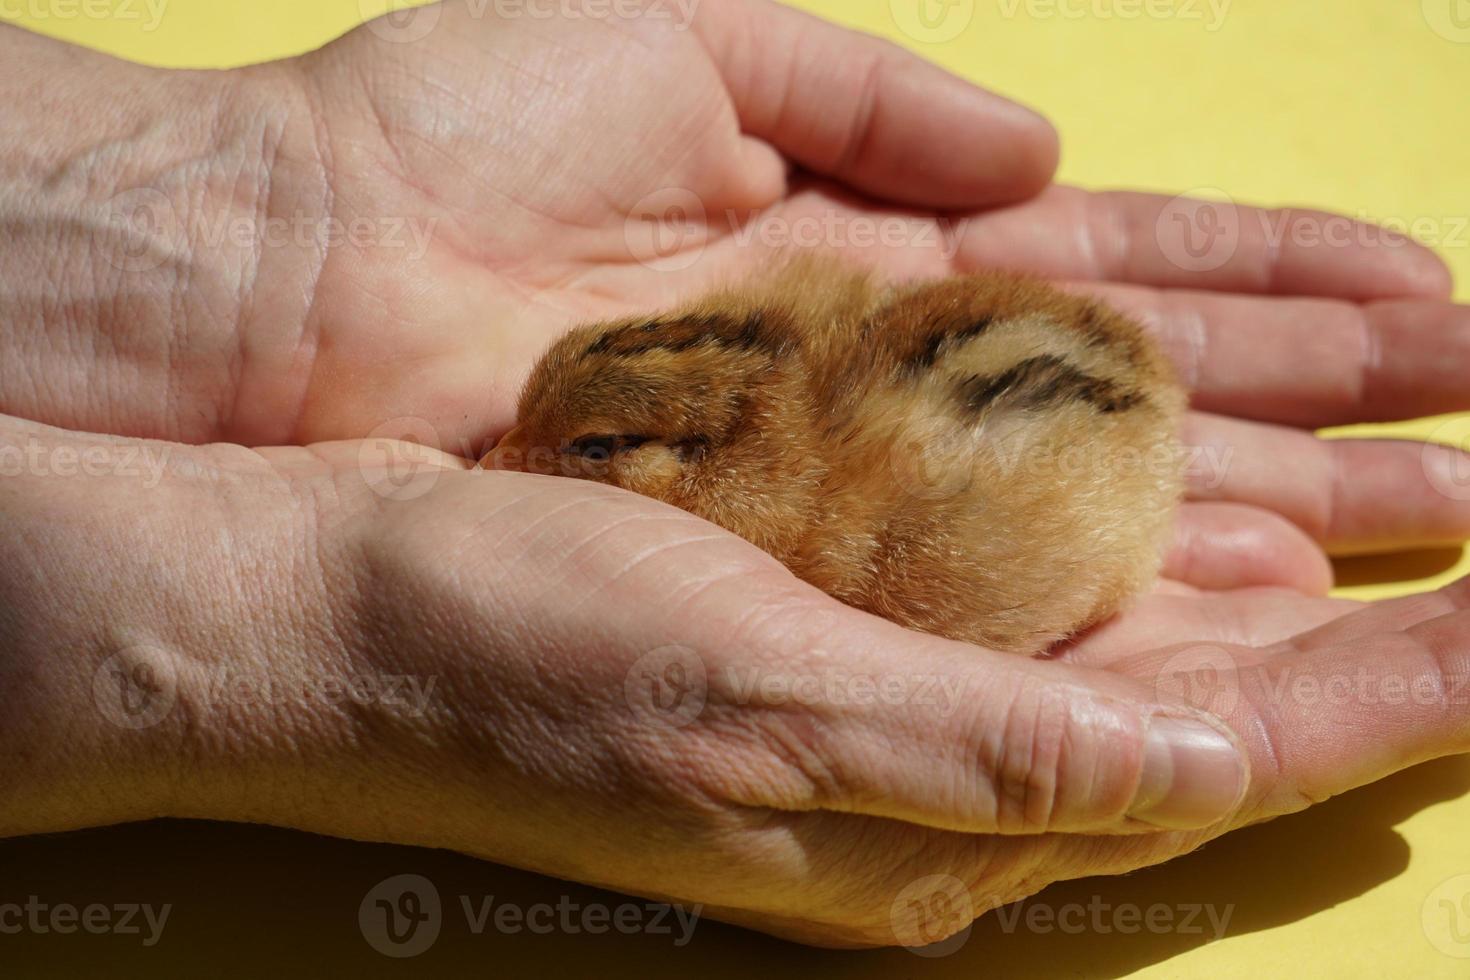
left=3, top=755, right=1468, bottom=976
left=1334, top=548, right=1469, bottom=589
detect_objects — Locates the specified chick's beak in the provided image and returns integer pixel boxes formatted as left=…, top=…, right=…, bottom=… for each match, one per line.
left=481, top=425, right=530, bottom=472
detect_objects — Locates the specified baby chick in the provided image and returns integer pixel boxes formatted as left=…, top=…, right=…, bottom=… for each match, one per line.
left=484, top=257, right=1185, bottom=654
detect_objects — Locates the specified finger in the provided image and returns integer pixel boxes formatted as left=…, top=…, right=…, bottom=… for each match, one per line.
left=1074, top=286, right=1470, bottom=427
left=714, top=602, right=1249, bottom=837
left=1274, top=576, right=1470, bottom=655
left=1067, top=578, right=1470, bottom=828
left=1166, top=502, right=1334, bottom=594
left=963, top=582, right=1470, bottom=929
left=1184, top=414, right=1470, bottom=555
left=958, top=186, right=1452, bottom=302
left=1060, top=590, right=1358, bottom=667
left=1231, top=579, right=1470, bottom=813
left=693, top=0, right=1059, bottom=208
left=1014, top=579, right=1470, bottom=906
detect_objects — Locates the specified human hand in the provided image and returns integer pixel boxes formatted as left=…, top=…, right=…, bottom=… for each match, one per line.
left=0, top=0, right=1057, bottom=446
left=285, top=1, right=1470, bottom=598
left=6, top=0, right=1464, bottom=597
left=5, top=413, right=1467, bottom=948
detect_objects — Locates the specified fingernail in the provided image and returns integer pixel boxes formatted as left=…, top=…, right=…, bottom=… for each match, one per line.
left=1129, top=716, right=1247, bottom=830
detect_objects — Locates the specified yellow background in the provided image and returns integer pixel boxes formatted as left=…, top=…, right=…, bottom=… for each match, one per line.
left=3, top=0, right=1469, bottom=976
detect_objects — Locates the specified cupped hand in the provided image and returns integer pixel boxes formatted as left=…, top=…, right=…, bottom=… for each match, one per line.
left=9, top=416, right=1466, bottom=948
left=218, top=0, right=1470, bottom=591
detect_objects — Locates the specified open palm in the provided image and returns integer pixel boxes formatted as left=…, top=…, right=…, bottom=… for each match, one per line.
left=218, top=0, right=1468, bottom=597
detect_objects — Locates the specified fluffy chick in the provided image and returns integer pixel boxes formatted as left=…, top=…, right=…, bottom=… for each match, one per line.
left=484, top=257, right=1185, bottom=654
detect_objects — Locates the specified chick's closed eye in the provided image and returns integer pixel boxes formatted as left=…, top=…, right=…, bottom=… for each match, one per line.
left=484, top=256, right=1185, bottom=655
left=566, top=434, right=651, bottom=458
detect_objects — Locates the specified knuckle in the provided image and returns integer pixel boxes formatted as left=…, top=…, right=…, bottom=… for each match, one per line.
left=992, top=706, right=1067, bottom=833
left=986, top=685, right=1135, bottom=833
left=688, top=694, right=851, bottom=814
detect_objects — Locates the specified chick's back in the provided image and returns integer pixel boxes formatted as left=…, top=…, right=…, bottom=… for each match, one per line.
left=762, top=262, right=1186, bottom=653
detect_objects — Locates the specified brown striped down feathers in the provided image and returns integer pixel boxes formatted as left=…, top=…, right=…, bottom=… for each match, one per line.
left=485, top=257, right=1185, bottom=654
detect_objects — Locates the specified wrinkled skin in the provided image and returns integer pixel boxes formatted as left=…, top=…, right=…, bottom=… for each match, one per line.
left=3, top=0, right=1470, bottom=947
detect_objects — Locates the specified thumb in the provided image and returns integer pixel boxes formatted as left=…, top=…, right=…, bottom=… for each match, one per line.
left=692, top=0, right=1058, bottom=208
left=715, top=606, right=1248, bottom=835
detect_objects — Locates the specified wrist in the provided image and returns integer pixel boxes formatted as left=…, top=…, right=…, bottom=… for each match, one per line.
left=0, top=26, right=330, bottom=444
left=0, top=416, right=370, bottom=837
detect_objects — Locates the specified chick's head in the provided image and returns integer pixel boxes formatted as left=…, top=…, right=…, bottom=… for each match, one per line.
left=486, top=310, right=821, bottom=531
